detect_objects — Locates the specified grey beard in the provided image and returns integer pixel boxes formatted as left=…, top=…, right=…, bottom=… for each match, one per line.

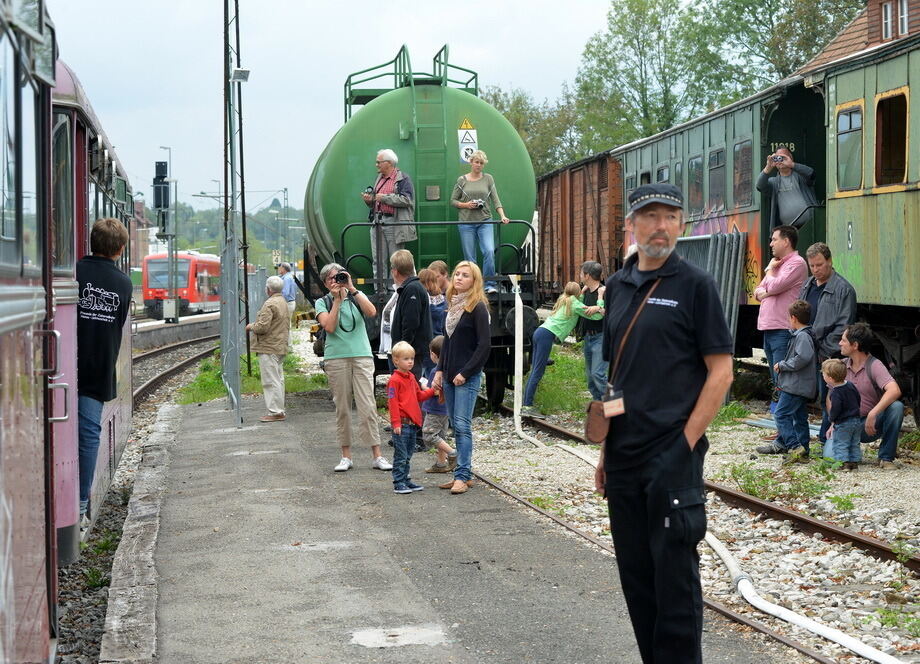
left=637, top=242, right=675, bottom=259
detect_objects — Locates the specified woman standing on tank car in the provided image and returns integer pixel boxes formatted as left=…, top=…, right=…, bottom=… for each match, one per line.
left=432, top=261, right=491, bottom=494
left=451, top=150, right=510, bottom=294
left=315, top=263, right=393, bottom=474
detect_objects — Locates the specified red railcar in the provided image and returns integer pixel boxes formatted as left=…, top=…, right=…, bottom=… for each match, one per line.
left=142, top=251, right=221, bottom=319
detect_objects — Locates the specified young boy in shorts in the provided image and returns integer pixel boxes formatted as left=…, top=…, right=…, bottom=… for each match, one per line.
left=822, top=358, right=862, bottom=471
left=421, top=335, right=457, bottom=473
left=387, top=341, right=436, bottom=494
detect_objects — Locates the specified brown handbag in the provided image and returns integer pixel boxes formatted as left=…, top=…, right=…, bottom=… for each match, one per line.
left=584, top=279, right=662, bottom=444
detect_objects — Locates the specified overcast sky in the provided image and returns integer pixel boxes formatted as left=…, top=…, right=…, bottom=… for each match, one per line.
left=47, top=1, right=609, bottom=212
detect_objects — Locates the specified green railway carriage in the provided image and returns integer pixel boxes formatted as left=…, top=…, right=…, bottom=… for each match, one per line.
left=543, top=11, right=920, bottom=412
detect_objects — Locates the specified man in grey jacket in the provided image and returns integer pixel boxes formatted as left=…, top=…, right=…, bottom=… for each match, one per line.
left=362, top=148, right=417, bottom=286
left=757, top=148, right=817, bottom=229
left=799, top=242, right=857, bottom=446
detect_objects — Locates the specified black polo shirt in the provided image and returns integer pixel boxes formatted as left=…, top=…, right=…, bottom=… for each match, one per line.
left=602, top=252, right=733, bottom=471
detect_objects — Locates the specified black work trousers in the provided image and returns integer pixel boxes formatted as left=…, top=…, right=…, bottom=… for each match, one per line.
left=606, top=434, right=708, bottom=664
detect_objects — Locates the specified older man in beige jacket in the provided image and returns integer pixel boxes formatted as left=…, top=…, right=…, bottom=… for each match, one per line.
left=246, top=275, right=290, bottom=422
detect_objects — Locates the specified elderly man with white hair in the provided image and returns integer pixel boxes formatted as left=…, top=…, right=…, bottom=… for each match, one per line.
left=246, top=275, right=290, bottom=422
left=361, top=148, right=416, bottom=283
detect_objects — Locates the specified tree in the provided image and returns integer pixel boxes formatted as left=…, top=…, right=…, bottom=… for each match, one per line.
left=714, top=0, right=865, bottom=84
left=573, top=0, right=754, bottom=149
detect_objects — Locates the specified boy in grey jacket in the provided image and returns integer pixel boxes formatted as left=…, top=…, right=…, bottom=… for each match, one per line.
left=769, top=299, right=817, bottom=461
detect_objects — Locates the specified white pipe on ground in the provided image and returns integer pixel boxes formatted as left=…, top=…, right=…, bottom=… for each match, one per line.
left=509, top=274, right=544, bottom=448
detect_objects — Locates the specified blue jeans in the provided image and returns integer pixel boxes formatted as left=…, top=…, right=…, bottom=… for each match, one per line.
left=391, top=422, right=417, bottom=486
left=763, top=329, right=791, bottom=416
left=459, top=221, right=496, bottom=288
left=524, top=327, right=554, bottom=406
left=830, top=417, right=862, bottom=462
left=78, top=395, right=104, bottom=512
left=773, top=391, right=810, bottom=453
left=443, top=371, right=482, bottom=482
left=860, top=400, right=905, bottom=462
left=583, top=332, right=608, bottom=401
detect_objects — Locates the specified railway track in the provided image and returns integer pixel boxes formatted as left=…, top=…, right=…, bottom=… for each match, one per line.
left=495, top=403, right=920, bottom=574
left=132, top=336, right=219, bottom=407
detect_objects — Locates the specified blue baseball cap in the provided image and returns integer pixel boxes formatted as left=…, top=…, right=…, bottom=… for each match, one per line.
left=628, top=183, right=684, bottom=214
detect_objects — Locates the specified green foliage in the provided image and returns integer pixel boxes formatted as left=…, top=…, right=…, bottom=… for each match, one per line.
left=873, top=608, right=920, bottom=638
left=711, top=401, right=750, bottom=429
left=713, top=0, right=865, bottom=83
left=826, top=493, right=858, bottom=511
left=724, top=461, right=831, bottom=501
left=531, top=345, right=591, bottom=418
left=82, top=567, right=108, bottom=589
left=177, top=352, right=323, bottom=404
left=899, top=429, right=920, bottom=452
left=528, top=495, right=558, bottom=511
left=92, top=530, right=120, bottom=555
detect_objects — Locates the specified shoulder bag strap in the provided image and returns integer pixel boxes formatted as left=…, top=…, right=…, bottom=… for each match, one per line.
left=607, top=278, right=662, bottom=385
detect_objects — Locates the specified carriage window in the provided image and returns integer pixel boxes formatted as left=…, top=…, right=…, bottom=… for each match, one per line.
left=52, top=114, right=75, bottom=273
left=733, top=140, right=753, bottom=207
left=687, top=156, right=703, bottom=216
left=639, top=172, right=651, bottom=185
left=875, top=94, right=907, bottom=186
left=656, top=166, right=669, bottom=183
left=673, top=161, right=682, bottom=192
left=837, top=108, right=863, bottom=190
left=0, top=39, right=16, bottom=267
left=882, top=2, right=893, bottom=39
left=146, top=258, right=190, bottom=288
left=625, top=175, right=636, bottom=201
left=21, top=78, right=39, bottom=271
left=708, top=149, right=726, bottom=210
left=898, top=0, right=908, bottom=34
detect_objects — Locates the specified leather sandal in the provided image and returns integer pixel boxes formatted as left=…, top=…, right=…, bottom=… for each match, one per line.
left=450, top=480, right=469, bottom=494
left=439, top=480, right=455, bottom=489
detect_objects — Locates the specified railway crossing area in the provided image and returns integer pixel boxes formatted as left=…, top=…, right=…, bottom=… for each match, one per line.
left=101, top=393, right=795, bottom=663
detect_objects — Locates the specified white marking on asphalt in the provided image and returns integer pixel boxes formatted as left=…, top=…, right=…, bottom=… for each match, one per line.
left=351, top=624, right=447, bottom=648
left=226, top=450, right=282, bottom=456
left=282, top=541, right=354, bottom=552
left=245, top=486, right=311, bottom=493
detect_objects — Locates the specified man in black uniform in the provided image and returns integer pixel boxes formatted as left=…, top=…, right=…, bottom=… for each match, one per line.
left=595, top=184, right=734, bottom=663
left=77, top=218, right=133, bottom=528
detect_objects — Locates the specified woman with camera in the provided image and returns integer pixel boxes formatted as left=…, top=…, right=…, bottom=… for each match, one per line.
left=315, top=263, right=393, bottom=473
left=450, top=150, right=510, bottom=294
left=432, top=261, right=491, bottom=494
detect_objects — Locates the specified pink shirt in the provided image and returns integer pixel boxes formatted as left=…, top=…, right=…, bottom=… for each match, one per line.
left=844, top=356, right=895, bottom=416
left=756, top=252, right=807, bottom=331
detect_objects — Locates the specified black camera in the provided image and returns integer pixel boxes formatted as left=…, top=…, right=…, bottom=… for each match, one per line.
left=334, top=271, right=349, bottom=284
left=771, top=155, right=784, bottom=163
left=471, top=198, right=485, bottom=208
left=364, top=186, right=374, bottom=195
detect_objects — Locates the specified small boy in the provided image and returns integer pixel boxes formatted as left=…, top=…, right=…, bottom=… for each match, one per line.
left=421, top=336, right=457, bottom=473
left=387, top=341, right=436, bottom=494
left=772, top=299, right=817, bottom=463
left=822, top=358, right=862, bottom=471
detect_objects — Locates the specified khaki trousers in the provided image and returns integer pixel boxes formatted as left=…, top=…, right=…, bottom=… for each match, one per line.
left=324, top=356, right=380, bottom=449
left=258, top=353, right=285, bottom=415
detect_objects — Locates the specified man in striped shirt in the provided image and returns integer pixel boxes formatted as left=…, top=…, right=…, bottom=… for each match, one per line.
left=362, top=149, right=416, bottom=285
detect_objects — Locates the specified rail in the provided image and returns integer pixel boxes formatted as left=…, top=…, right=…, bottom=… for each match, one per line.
left=432, top=44, right=478, bottom=92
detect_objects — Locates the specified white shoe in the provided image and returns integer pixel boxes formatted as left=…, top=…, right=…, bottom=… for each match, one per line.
left=334, top=457, right=353, bottom=472
left=372, top=456, right=393, bottom=471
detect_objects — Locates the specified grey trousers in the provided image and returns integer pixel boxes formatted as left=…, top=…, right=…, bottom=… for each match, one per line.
left=369, top=215, right=401, bottom=282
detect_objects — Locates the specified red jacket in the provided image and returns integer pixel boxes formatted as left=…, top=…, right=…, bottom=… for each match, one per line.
left=387, top=370, right=435, bottom=428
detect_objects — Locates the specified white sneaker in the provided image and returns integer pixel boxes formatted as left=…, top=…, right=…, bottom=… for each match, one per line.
left=334, top=457, right=353, bottom=472
left=372, top=456, right=393, bottom=471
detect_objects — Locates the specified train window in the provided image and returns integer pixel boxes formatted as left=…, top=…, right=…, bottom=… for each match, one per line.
left=708, top=150, right=726, bottom=210
left=625, top=175, right=636, bottom=199
left=147, top=258, right=191, bottom=288
left=688, top=156, right=703, bottom=216
left=837, top=107, right=863, bottom=190
left=656, top=166, right=669, bottom=183
left=639, top=172, right=651, bottom=185
left=733, top=140, right=753, bottom=207
left=875, top=94, right=907, bottom=186
left=21, top=78, right=40, bottom=272
left=899, top=0, right=908, bottom=34
left=673, top=161, right=682, bottom=192
left=882, top=2, right=893, bottom=39
left=0, top=39, right=16, bottom=268
left=52, top=113, right=74, bottom=273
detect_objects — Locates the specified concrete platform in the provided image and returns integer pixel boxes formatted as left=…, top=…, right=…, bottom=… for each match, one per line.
left=134, top=312, right=219, bottom=350
left=113, top=393, right=793, bottom=663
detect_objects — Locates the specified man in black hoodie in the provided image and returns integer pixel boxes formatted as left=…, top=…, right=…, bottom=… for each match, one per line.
left=389, top=249, right=431, bottom=381
left=77, top=218, right=133, bottom=527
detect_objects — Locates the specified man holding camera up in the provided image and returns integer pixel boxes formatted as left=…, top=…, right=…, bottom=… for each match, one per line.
left=756, top=147, right=817, bottom=229
left=362, top=149, right=416, bottom=285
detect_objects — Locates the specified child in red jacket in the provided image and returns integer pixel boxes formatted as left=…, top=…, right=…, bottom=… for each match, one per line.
left=388, top=341, right=436, bottom=494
